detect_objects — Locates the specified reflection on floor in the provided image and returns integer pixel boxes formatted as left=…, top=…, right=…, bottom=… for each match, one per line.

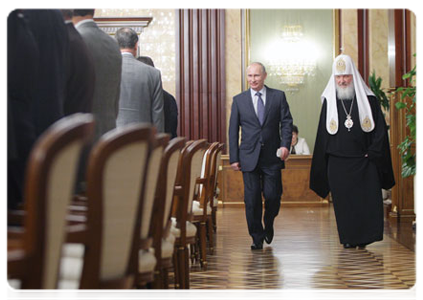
left=173, top=205, right=416, bottom=289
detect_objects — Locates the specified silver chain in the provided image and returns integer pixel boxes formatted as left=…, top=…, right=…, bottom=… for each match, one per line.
left=340, top=97, right=354, bottom=118
left=340, top=98, right=354, bottom=131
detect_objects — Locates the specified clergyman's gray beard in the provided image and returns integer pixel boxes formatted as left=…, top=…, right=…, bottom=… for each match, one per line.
left=336, top=83, right=355, bottom=100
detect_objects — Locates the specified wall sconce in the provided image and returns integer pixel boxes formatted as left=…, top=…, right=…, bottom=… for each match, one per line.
left=266, top=25, right=318, bottom=92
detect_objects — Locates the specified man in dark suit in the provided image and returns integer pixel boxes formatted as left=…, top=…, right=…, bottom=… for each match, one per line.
left=8, top=9, right=69, bottom=209
left=61, top=9, right=95, bottom=115
left=137, top=56, right=178, bottom=138
left=73, top=9, right=122, bottom=193
left=25, top=9, right=70, bottom=137
left=229, top=62, right=293, bottom=250
left=73, top=9, right=122, bottom=140
left=8, top=9, right=39, bottom=209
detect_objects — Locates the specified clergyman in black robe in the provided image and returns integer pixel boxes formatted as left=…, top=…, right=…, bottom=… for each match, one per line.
left=310, top=54, right=395, bottom=249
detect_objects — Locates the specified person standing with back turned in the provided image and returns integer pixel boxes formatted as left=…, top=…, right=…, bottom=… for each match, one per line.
left=72, top=9, right=122, bottom=193
left=73, top=9, right=122, bottom=140
left=114, top=28, right=164, bottom=132
left=229, top=62, right=293, bottom=250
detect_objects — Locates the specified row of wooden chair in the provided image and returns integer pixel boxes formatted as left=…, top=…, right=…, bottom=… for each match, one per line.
left=192, top=142, right=224, bottom=269
left=7, top=113, right=223, bottom=289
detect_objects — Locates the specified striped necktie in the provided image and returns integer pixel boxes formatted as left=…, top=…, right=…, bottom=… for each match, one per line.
left=256, top=92, right=264, bottom=125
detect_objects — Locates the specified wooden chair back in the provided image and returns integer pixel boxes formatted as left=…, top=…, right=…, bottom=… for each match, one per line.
left=8, top=113, right=94, bottom=289
left=171, top=139, right=207, bottom=244
left=148, top=136, right=185, bottom=287
left=174, top=140, right=194, bottom=186
left=197, top=142, right=220, bottom=216
left=209, top=143, right=224, bottom=209
left=151, top=137, right=186, bottom=241
left=140, top=133, right=167, bottom=246
left=79, top=124, right=153, bottom=289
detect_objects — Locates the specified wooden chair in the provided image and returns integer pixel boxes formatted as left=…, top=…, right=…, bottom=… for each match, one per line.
left=210, top=143, right=224, bottom=233
left=136, top=133, right=168, bottom=288
left=7, top=113, right=95, bottom=289
left=192, top=142, right=219, bottom=269
left=61, top=124, right=154, bottom=289
left=171, top=139, right=207, bottom=289
left=149, top=137, right=186, bottom=288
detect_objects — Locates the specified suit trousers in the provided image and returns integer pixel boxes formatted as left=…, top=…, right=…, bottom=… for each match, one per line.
left=242, top=158, right=282, bottom=243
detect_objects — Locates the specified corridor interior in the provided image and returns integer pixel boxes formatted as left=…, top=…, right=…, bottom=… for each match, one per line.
left=175, top=205, right=415, bottom=290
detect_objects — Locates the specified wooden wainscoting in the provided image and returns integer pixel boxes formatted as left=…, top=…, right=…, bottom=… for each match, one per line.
left=389, top=91, right=415, bottom=222
left=220, top=154, right=328, bottom=207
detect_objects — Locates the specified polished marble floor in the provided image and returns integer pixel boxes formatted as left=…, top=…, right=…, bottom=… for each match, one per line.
left=173, top=205, right=416, bottom=290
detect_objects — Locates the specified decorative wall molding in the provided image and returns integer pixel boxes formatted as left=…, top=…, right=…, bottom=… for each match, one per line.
left=389, top=91, right=415, bottom=221
left=93, top=17, right=153, bottom=35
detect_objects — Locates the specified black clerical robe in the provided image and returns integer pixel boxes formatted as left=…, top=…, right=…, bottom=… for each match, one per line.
left=310, top=95, right=395, bottom=245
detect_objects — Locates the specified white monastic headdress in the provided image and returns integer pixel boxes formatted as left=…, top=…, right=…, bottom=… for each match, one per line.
left=321, top=54, right=375, bottom=135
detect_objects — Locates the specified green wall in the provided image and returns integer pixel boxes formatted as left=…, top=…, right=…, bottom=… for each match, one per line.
left=250, top=9, right=334, bottom=152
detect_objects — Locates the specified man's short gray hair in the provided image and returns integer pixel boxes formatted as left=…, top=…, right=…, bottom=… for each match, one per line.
left=115, top=27, right=139, bottom=49
left=248, top=62, right=267, bottom=74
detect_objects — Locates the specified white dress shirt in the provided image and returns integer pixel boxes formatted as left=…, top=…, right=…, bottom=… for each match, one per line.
left=121, top=52, right=134, bottom=58
left=250, top=87, right=267, bottom=116
left=291, top=137, right=310, bottom=155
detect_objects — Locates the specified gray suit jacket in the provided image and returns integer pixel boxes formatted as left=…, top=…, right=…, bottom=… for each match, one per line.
left=117, top=54, right=164, bottom=132
left=76, top=20, right=122, bottom=140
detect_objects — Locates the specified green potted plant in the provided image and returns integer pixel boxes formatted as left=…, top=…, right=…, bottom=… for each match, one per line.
left=368, top=72, right=393, bottom=207
left=394, top=60, right=416, bottom=178
left=369, top=71, right=390, bottom=112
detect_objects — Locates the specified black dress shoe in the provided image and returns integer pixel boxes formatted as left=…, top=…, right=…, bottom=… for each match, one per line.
left=264, top=228, right=274, bottom=244
left=357, top=243, right=368, bottom=249
left=343, top=243, right=356, bottom=249
left=251, top=242, right=263, bottom=250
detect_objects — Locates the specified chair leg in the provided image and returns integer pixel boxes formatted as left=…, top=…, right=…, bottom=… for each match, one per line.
left=184, top=246, right=190, bottom=289
left=207, top=217, right=214, bottom=254
left=199, top=221, right=208, bottom=270
left=175, top=246, right=190, bottom=289
left=190, top=243, right=196, bottom=264
left=212, top=207, right=217, bottom=232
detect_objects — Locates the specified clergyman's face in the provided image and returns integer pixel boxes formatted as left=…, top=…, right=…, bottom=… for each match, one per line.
left=335, top=74, right=353, bottom=89
left=247, top=64, right=267, bottom=91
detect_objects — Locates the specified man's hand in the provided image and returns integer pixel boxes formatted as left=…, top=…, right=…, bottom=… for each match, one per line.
left=278, top=147, right=289, bottom=161
left=231, top=162, right=241, bottom=171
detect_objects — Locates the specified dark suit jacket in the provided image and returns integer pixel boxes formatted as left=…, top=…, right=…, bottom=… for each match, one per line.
left=229, top=86, right=293, bottom=172
left=25, top=9, right=70, bottom=137
left=64, top=22, right=95, bottom=115
left=76, top=20, right=122, bottom=140
left=7, top=10, right=40, bottom=208
left=163, top=90, right=178, bottom=138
